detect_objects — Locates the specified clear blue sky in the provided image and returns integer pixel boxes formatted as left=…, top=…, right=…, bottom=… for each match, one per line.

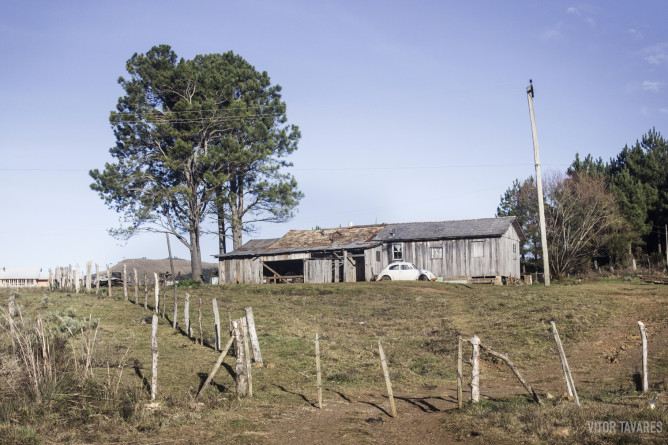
left=1, top=0, right=666, bottom=269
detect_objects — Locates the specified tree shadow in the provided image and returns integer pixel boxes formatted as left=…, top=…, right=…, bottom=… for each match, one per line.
left=273, top=384, right=317, bottom=408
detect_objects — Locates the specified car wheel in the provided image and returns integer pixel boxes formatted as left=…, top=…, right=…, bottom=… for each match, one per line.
left=418, top=274, right=429, bottom=281
left=380, top=275, right=391, bottom=281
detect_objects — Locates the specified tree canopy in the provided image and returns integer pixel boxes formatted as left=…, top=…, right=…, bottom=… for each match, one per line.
left=90, top=45, right=301, bottom=279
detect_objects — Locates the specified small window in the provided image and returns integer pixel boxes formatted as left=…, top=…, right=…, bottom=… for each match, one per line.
left=471, top=241, right=484, bottom=258
left=376, top=251, right=381, bottom=262
left=431, top=247, right=443, bottom=259
left=392, top=243, right=403, bottom=260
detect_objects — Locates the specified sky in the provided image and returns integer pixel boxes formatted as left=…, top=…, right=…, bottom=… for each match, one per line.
left=1, top=0, right=666, bottom=270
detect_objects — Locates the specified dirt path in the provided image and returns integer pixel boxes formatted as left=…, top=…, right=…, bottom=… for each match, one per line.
left=264, top=387, right=460, bottom=444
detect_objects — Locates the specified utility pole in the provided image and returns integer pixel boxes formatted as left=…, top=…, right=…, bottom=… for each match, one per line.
left=526, top=80, right=550, bottom=286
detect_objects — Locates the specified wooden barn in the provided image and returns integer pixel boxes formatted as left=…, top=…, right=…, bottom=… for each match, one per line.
left=215, top=216, right=524, bottom=284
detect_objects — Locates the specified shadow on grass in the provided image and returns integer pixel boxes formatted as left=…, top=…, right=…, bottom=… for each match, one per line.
left=133, top=365, right=151, bottom=396
left=273, top=384, right=317, bottom=408
left=196, top=372, right=229, bottom=394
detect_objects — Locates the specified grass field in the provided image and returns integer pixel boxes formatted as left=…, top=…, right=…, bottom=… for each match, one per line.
left=1, top=278, right=667, bottom=444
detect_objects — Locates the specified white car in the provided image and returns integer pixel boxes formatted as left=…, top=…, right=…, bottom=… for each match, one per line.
left=375, top=262, right=436, bottom=281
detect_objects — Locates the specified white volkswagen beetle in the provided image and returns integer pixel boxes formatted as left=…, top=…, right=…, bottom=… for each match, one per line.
left=375, top=262, right=436, bottom=281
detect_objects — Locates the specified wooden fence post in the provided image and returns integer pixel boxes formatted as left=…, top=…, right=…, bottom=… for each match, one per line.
left=378, top=340, right=397, bottom=417
left=184, top=293, right=191, bottom=338
left=151, top=315, right=158, bottom=401
left=316, top=333, right=322, bottom=409
left=232, top=319, right=248, bottom=398
left=241, top=317, right=253, bottom=398
left=212, top=299, right=221, bottom=351
left=86, top=262, right=92, bottom=293
left=457, top=335, right=463, bottom=409
left=153, top=273, right=159, bottom=314
left=198, top=297, right=203, bottom=345
left=133, top=268, right=138, bottom=304
left=550, top=321, right=580, bottom=407
left=95, top=264, right=100, bottom=295
left=470, top=335, right=480, bottom=403
left=106, top=264, right=111, bottom=298
left=638, top=321, right=648, bottom=392
left=75, top=264, right=81, bottom=293
left=245, top=307, right=263, bottom=365
left=144, top=272, right=148, bottom=309
left=123, top=264, right=128, bottom=301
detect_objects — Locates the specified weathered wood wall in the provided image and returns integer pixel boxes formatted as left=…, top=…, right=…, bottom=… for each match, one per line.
left=381, top=233, right=521, bottom=279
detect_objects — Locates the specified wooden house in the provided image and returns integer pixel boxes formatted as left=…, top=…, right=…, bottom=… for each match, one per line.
left=215, top=216, right=524, bottom=284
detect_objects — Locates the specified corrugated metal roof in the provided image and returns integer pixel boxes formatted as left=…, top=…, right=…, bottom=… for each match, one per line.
left=0, top=268, right=48, bottom=280
left=376, top=217, right=522, bottom=241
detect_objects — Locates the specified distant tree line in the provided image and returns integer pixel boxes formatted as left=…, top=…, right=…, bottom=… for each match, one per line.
left=498, top=128, right=667, bottom=278
left=90, top=45, right=302, bottom=281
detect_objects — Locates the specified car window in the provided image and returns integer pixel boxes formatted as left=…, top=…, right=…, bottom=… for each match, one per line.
left=389, top=265, right=400, bottom=270
left=401, top=265, right=411, bottom=270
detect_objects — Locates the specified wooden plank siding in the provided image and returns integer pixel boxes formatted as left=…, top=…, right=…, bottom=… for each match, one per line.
left=380, top=234, right=520, bottom=279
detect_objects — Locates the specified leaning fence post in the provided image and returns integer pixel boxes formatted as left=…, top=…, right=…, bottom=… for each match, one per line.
left=196, top=335, right=234, bottom=399
left=316, top=333, right=323, bottom=409
left=151, top=315, right=159, bottom=401
left=550, top=321, right=580, bottom=407
left=378, top=340, right=397, bottom=417
left=245, top=307, right=263, bottom=365
left=212, top=299, right=221, bottom=350
left=470, top=335, right=480, bottom=403
left=457, top=335, right=463, bottom=409
left=153, top=273, right=159, bottom=314
left=638, top=321, right=648, bottom=392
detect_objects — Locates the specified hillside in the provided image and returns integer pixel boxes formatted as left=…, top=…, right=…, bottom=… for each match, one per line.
left=110, top=258, right=217, bottom=280
left=1, top=280, right=666, bottom=443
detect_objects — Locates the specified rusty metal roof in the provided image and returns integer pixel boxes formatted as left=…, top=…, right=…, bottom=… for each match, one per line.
left=269, top=225, right=385, bottom=249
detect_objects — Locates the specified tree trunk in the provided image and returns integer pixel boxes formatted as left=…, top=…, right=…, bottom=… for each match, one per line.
left=217, top=200, right=227, bottom=255
left=229, top=176, right=244, bottom=250
left=189, top=230, right=203, bottom=282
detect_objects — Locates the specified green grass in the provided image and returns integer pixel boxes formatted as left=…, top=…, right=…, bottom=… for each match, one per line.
left=0, top=279, right=666, bottom=443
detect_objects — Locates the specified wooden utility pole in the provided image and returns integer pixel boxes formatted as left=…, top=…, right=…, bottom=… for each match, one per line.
left=527, top=80, right=551, bottom=286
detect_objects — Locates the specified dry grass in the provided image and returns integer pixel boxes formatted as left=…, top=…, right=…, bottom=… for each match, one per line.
left=0, top=278, right=666, bottom=443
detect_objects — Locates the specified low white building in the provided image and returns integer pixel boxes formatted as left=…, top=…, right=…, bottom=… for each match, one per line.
left=0, top=267, right=50, bottom=288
